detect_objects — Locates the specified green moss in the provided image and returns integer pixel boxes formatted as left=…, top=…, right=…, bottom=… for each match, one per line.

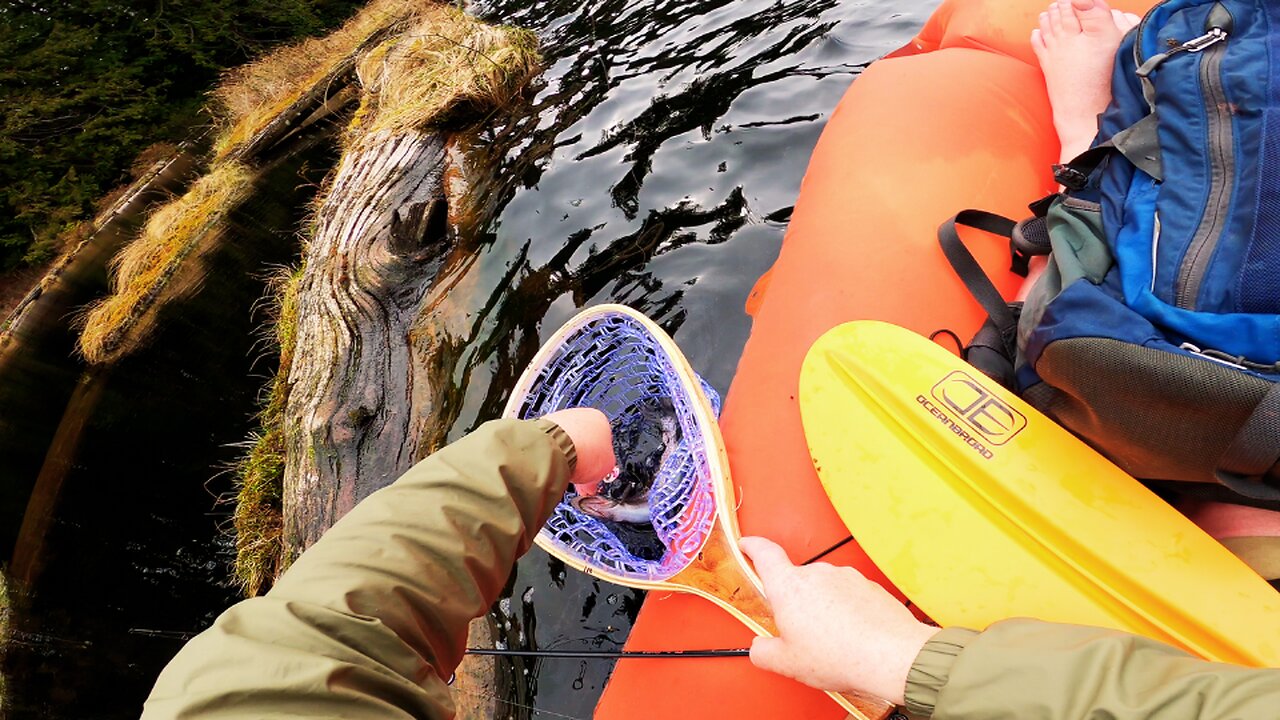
left=0, top=0, right=365, bottom=271
left=212, top=0, right=435, bottom=160
left=231, top=264, right=303, bottom=596
left=233, top=428, right=286, bottom=596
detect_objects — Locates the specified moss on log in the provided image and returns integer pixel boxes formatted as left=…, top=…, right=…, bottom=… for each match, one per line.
left=212, top=4, right=539, bottom=582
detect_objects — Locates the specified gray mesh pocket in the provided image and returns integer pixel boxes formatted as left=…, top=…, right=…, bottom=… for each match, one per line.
left=1024, top=337, right=1280, bottom=497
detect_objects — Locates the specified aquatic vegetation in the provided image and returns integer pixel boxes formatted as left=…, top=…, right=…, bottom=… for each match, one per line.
left=213, top=2, right=538, bottom=159
left=212, top=0, right=437, bottom=160
left=80, top=2, right=538, bottom=370
left=0, top=140, right=193, bottom=340
left=232, top=265, right=302, bottom=596
left=78, top=163, right=253, bottom=364
left=0, top=1, right=363, bottom=272
left=350, top=7, right=539, bottom=136
left=233, top=429, right=286, bottom=596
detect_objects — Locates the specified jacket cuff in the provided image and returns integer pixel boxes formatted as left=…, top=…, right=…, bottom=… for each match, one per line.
left=904, top=627, right=979, bottom=719
left=535, top=417, right=578, bottom=473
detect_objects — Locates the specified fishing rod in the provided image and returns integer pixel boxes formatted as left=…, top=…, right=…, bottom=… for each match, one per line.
left=132, top=536, right=872, bottom=661
left=128, top=628, right=754, bottom=659
left=802, top=534, right=853, bottom=565
left=130, top=631, right=752, bottom=659
left=463, top=534, right=874, bottom=661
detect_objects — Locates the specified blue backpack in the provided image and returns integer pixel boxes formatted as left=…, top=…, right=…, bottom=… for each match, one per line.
left=943, top=0, right=1280, bottom=508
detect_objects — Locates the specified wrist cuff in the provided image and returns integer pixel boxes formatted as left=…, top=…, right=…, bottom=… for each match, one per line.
left=904, top=627, right=979, bottom=719
left=535, top=417, right=578, bottom=473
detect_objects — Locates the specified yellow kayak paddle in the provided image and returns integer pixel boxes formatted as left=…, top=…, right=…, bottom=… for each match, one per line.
left=799, top=320, right=1280, bottom=666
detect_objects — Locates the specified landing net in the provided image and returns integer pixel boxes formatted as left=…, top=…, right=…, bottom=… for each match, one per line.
left=509, top=309, right=721, bottom=582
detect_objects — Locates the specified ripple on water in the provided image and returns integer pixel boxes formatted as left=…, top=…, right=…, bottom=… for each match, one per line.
left=457, top=0, right=936, bottom=716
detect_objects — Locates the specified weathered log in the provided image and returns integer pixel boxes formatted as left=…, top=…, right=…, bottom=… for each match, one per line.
left=283, top=129, right=452, bottom=554
left=277, top=5, right=540, bottom=558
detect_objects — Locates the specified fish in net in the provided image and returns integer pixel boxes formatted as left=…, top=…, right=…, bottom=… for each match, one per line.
left=506, top=309, right=720, bottom=583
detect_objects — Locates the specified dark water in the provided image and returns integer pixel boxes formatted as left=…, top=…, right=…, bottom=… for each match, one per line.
left=0, top=150, right=202, bottom=559
left=0, top=145, right=336, bottom=718
left=0, top=0, right=937, bottom=717
left=445, top=0, right=937, bottom=716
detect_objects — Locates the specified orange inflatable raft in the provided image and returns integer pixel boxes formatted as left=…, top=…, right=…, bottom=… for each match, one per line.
left=595, top=0, right=1154, bottom=718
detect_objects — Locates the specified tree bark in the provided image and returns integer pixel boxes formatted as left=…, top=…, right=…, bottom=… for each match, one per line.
left=283, top=129, right=453, bottom=555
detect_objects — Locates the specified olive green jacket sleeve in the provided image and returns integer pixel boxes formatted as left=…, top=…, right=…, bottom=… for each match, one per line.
left=141, top=418, right=576, bottom=720
left=904, top=620, right=1280, bottom=720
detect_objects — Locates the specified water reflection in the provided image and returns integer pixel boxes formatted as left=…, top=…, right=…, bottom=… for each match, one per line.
left=0, top=146, right=336, bottom=719
left=448, top=0, right=934, bottom=716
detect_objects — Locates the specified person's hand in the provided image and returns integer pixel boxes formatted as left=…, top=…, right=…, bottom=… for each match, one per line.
left=740, top=536, right=940, bottom=706
left=542, top=408, right=615, bottom=496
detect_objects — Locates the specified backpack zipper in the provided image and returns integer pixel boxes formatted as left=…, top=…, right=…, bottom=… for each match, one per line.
left=1133, top=11, right=1232, bottom=303
left=1133, top=11, right=1227, bottom=68
left=1173, top=5, right=1233, bottom=309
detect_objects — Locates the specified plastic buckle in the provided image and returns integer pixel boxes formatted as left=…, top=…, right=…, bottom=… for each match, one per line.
left=1052, top=164, right=1090, bottom=190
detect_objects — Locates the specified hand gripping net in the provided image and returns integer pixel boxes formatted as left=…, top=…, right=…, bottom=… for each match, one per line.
left=510, top=310, right=721, bottom=582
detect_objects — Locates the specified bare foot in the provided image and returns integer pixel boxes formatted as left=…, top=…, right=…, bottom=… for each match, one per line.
left=1030, top=0, right=1141, bottom=163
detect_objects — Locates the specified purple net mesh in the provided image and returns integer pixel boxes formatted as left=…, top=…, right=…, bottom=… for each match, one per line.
left=510, top=311, right=721, bottom=582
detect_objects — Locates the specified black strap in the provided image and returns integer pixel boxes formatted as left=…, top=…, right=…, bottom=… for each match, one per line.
left=1052, top=145, right=1113, bottom=190
left=1053, top=106, right=1163, bottom=190
left=1216, top=384, right=1280, bottom=500
left=964, top=307, right=1022, bottom=388
left=938, top=210, right=1019, bottom=358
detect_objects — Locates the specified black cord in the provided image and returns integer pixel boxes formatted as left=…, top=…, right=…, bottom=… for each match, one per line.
left=801, top=535, right=854, bottom=565
left=929, top=328, right=965, bottom=356
left=463, top=648, right=749, bottom=659
left=799, top=535, right=914, bottom=610
left=465, top=537, right=922, bottom=662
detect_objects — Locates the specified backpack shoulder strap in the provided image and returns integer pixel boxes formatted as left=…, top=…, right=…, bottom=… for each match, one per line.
left=937, top=209, right=1020, bottom=353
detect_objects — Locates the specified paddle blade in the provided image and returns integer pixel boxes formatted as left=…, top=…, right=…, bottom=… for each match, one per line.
left=800, top=320, right=1280, bottom=666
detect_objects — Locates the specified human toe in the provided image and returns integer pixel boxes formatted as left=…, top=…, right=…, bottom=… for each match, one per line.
left=1058, top=0, right=1083, bottom=33
left=1048, top=2, right=1067, bottom=35
left=1109, top=9, right=1139, bottom=32
left=1039, top=11, right=1056, bottom=46
left=1072, top=0, right=1119, bottom=35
